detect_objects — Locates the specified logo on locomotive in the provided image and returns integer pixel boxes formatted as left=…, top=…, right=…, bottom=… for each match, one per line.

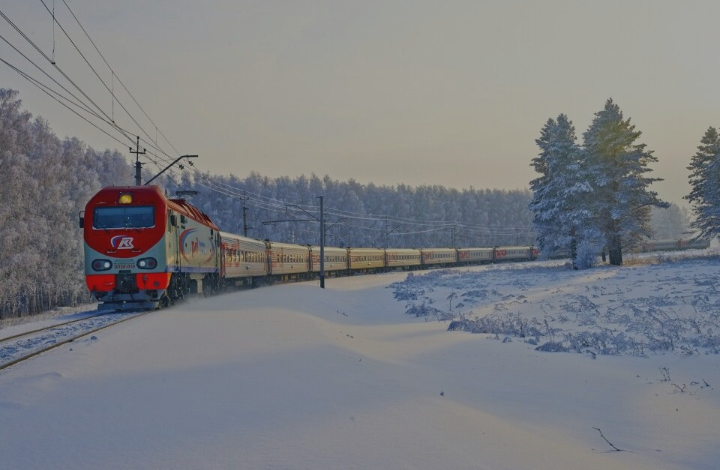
left=110, top=235, right=135, bottom=250
left=180, top=228, right=215, bottom=262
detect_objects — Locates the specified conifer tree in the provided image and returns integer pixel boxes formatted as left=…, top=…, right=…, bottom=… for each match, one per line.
left=530, top=115, right=575, bottom=256
left=582, top=99, right=666, bottom=265
left=685, top=127, right=720, bottom=238
left=530, top=114, right=598, bottom=267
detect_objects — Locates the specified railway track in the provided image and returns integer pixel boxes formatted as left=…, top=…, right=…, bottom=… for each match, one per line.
left=0, top=310, right=151, bottom=372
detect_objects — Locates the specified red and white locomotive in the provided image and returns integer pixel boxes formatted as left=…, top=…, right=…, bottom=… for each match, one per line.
left=81, top=185, right=541, bottom=310
left=82, top=186, right=221, bottom=310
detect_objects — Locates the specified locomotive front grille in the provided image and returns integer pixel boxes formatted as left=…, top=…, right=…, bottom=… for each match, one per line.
left=116, top=272, right=138, bottom=293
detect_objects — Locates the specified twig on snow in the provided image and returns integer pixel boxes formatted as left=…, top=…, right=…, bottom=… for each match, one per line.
left=592, top=427, right=623, bottom=452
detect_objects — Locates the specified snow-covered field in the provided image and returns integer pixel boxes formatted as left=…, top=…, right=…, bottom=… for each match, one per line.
left=1, top=252, right=719, bottom=470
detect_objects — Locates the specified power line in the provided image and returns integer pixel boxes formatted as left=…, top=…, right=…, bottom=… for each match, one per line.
left=0, top=8, right=135, bottom=145
left=1, top=5, right=181, bottom=177
left=0, top=32, right=104, bottom=121
left=36, top=0, right=179, bottom=163
left=52, top=0, right=181, bottom=157
left=0, top=56, right=129, bottom=148
left=0, top=37, right=171, bottom=175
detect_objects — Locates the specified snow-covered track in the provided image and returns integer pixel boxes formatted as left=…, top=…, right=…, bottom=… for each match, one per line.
left=0, top=313, right=106, bottom=343
left=0, top=311, right=151, bottom=371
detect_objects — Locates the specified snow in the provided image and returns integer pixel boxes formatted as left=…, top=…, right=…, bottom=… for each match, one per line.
left=1, top=253, right=720, bottom=469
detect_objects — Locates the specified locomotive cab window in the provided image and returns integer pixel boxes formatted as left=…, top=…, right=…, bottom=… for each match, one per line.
left=93, top=206, right=155, bottom=229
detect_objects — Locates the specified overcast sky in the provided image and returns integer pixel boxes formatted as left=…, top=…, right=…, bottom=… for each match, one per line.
left=3, top=0, right=720, bottom=205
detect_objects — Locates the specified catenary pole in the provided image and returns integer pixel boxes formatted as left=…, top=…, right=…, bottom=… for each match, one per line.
left=130, top=136, right=145, bottom=185
left=317, top=195, right=325, bottom=289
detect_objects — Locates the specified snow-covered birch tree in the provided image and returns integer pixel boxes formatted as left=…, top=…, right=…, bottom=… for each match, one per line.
left=651, top=203, right=691, bottom=240
left=0, top=89, right=132, bottom=317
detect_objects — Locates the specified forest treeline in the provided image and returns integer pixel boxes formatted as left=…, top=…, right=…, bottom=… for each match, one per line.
left=164, top=171, right=535, bottom=250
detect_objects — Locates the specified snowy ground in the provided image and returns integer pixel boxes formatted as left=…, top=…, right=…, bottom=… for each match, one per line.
left=1, top=252, right=719, bottom=470
left=396, top=253, right=720, bottom=357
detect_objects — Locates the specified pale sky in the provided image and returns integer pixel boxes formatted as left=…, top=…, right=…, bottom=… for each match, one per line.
left=3, top=0, right=720, bottom=205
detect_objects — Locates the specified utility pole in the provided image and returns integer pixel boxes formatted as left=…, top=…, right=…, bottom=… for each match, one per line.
left=317, top=196, right=325, bottom=289
left=130, top=136, right=146, bottom=186
left=384, top=215, right=389, bottom=249
left=242, top=190, right=249, bottom=237
left=262, top=198, right=327, bottom=288
left=243, top=206, right=249, bottom=237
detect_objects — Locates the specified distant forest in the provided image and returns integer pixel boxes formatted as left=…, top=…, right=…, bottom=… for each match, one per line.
left=0, top=89, right=687, bottom=317
left=164, top=172, right=535, bottom=249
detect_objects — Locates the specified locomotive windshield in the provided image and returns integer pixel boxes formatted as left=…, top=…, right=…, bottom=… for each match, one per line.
left=93, top=206, right=155, bottom=229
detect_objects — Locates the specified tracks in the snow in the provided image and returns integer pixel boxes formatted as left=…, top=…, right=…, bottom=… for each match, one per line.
left=0, top=310, right=152, bottom=372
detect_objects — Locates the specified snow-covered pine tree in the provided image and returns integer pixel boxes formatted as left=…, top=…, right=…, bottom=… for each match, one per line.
left=530, top=114, right=596, bottom=266
left=582, top=99, right=667, bottom=265
left=685, top=127, right=720, bottom=239
left=530, top=116, right=569, bottom=257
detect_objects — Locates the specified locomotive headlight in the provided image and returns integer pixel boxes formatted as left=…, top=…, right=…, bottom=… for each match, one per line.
left=137, top=257, right=157, bottom=269
left=92, top=259, right=112, bottom=271
left=118, top=193, right=133, bottom=204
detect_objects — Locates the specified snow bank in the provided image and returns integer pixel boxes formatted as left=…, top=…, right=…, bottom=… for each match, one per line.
left=393, top=254, right=720, bottom=357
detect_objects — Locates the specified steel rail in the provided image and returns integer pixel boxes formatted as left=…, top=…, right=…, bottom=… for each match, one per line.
left=0, top=310, right=152, bottom=372
left=0, top=312, right=104, bottom=343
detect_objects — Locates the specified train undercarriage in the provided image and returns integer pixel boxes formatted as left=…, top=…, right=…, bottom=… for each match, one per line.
left=94, top=272, right=221, bottom=311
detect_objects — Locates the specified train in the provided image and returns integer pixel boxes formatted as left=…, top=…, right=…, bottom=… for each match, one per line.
left=80, top=186, right=538, bottom=310
left=637, top=238, right=710, bottom=252
left=81, top=186, right=711, bottom=311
